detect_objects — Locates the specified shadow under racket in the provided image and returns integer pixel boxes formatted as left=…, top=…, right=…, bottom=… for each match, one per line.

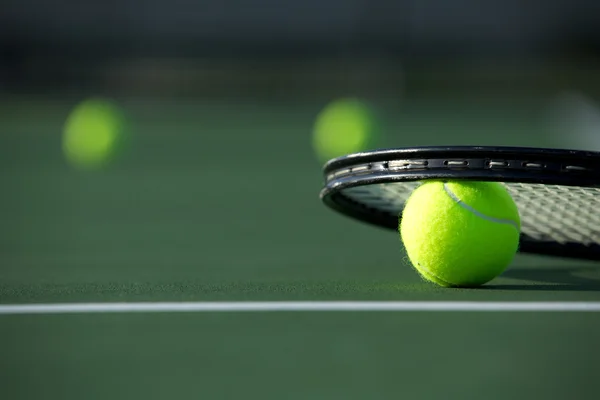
left=486, top=266, right=600, bottom=291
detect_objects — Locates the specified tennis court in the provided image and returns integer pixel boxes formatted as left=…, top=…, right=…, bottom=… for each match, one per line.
left=3, top=2, right=600, bottom=398
left=2, top=92, right=600, bottom=399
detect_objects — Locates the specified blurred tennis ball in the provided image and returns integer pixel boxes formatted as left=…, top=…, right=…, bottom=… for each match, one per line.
left=312, top=98, right=381, bottom=163
left=62, top=98, right=129, bottom=170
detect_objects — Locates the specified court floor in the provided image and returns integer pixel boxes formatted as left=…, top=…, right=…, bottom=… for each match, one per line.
left=1, top=96, right=599, bottom=399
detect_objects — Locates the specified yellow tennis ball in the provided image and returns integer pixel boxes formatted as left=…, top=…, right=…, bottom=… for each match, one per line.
left=399, top=181, right=521, bottom=287
left=312, top=98, right=380, bottom=163
left=62, top=98, right=127, bottom=170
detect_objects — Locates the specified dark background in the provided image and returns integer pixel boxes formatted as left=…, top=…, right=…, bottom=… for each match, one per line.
left=2, top=0, right=600, bottom=97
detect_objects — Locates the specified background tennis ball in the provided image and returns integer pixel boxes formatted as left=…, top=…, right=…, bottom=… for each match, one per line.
left=62, top=98, right=128, bottom=170
left=312, top=98, right=381, bottom=163
left=400, top=180, right=521, bottom=287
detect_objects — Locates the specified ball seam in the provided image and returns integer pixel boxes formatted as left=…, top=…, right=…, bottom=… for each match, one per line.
left=443, top=183, right=519, bottom=230
left=415, top=262, right=455, bottom=287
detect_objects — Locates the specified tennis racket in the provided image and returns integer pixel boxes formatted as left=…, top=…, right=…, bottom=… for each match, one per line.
left=320, top=146, right=600, bottom=260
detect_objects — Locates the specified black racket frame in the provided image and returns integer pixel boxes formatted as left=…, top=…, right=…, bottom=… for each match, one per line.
left=320, top=146, right=600, bottom=260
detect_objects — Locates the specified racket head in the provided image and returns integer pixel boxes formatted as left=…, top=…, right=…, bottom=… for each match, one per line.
left=320, top=146, right=600, bottom=260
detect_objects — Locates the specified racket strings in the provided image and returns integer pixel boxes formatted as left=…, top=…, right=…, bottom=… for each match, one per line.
left=506, top=184, right=600, bottom=245
left=342, top=182, right=600, bottom=247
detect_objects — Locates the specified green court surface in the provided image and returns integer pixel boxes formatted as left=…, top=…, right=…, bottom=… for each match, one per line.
left=1, top=95, right=600, bottom=399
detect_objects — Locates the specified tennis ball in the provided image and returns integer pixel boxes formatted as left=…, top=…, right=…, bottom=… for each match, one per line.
left=62, top=98, right=128, bottom=170
left=400, top=180, right=521, bottom=287
left=312, top=98, right=380, bottom=163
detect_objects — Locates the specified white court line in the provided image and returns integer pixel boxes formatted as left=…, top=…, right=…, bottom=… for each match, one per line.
left=0, top=301, right=600, bottom=314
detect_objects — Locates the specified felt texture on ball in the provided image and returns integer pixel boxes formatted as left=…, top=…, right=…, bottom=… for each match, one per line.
left=62, top=98, right=128, bottom=170
left=399, top=180, right=521, bottom=287
left=312, top=98, right=380, bottom=163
